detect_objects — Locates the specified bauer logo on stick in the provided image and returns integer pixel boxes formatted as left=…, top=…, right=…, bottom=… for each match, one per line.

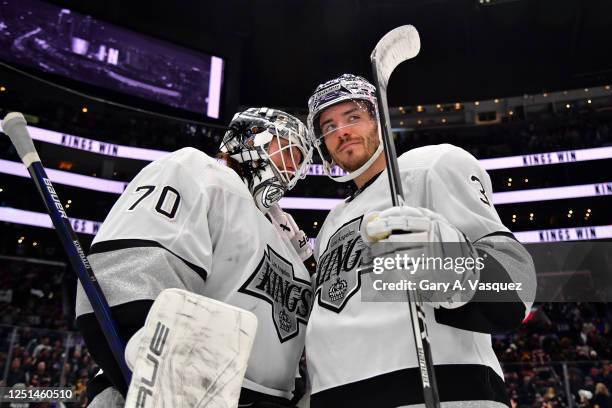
left=44, top=178, right=68, bottom=218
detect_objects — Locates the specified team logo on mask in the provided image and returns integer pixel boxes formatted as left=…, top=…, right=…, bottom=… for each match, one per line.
left=262, top=183, right=284, bottom=208
left=239, top=245, right=313, bottom=342
left=314, top=216, right=366, bottom=312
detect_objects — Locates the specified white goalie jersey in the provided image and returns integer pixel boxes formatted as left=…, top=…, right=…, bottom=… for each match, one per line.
left=76, top=147, right=312, bottom=399
left=306, top=144, right=534, bottom=407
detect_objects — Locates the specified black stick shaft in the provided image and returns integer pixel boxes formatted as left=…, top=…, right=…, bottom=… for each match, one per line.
left=27, top=163, right=132, bottom=387
left=371, top=63, right=441, bottom=408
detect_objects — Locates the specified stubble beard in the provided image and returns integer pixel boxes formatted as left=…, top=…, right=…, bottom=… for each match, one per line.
left=332, top=128, right=379, bottom=172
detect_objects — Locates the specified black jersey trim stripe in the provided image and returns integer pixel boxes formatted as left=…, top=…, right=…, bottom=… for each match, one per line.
left=89, top=239, right=208, bottom=281
left=310, top=364, right=509, bottom=408
left=475, top=230, right=519, bottom=243
left=345, top=170, right=384, bottom=203
left=77, top=299, right=153, bottom=397
left=239, top=387, right=291, bottom=405
left=434, top=246, right=525, bottom=334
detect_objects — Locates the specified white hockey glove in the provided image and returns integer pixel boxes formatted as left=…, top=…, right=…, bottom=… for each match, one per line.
left=361, top=206, right=481, bottom=308
left=268, top=205, right=313, bottom=261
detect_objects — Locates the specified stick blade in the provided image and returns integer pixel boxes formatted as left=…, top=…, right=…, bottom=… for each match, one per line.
left=370, top=25, right=421, bottom=85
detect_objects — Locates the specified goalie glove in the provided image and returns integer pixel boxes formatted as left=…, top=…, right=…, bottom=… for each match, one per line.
left=360, top=206, right=481, bottom=309
left=268, top=205, right=313, bottom=261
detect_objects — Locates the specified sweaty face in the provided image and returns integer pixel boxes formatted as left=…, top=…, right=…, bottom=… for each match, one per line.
left=318, top=101, right=379, bottom=172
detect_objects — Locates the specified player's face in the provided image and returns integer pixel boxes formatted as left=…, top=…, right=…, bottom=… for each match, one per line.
left=319, top=101, right=379, bottom=172
left=267, top=137, right=303, bottom=176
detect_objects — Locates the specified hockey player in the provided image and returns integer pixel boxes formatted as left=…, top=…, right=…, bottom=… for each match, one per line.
left=304, top=74, right=536, bottom=407
left=76, top=108, right=315, bottom=407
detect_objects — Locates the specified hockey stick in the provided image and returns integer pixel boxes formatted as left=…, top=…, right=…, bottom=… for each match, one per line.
left=370, top=26, right=441, bottom=408
left=1, top=112, right=132, bottom=387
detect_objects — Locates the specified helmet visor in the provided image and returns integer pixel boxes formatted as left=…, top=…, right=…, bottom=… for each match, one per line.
left=310, top=99, right=378, bottom=167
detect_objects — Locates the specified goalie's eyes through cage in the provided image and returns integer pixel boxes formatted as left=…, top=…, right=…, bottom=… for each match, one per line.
left=268, top=137, right=303, bottom=168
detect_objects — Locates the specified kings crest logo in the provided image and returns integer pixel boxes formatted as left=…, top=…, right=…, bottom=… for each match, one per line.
left=239, top=245, right=313, bottom=343
left=315, top=216, right=366, bottom=313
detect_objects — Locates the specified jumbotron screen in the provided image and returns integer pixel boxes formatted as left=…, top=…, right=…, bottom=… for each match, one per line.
left=0, top=0, right=225, bottom=118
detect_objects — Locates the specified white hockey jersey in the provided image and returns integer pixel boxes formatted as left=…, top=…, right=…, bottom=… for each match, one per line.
left=76, top=147, right=313, bottom=399
left=306, top=144, right=532, bottom=407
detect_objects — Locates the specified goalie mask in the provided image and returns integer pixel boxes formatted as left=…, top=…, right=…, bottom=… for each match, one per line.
left=220, top=107, right=312, bottom=213
left=307, top=74, right=384, bottom=182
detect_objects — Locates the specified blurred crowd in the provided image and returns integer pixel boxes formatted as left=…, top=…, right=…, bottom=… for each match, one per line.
left=495, top=303, right=612, bottom=407
left=0, top=260, right=70, bottom=331
left=0, top=260, right=95, bottom=406
left=0, top=326, right=97, bottom=407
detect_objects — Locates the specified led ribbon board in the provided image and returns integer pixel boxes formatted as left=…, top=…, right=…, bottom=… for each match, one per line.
left=2, top=207, right=608, bottom=243
left=2, top=158, right=609, bottom=208
left=4, top=125, right=611, bottom=170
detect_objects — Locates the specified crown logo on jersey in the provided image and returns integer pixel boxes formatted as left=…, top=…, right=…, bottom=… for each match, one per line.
left=278, top=309, right=293, bottom=333
left=239, top=245, right=313, bottom=343
left=328, top=277, right=348, bottom=302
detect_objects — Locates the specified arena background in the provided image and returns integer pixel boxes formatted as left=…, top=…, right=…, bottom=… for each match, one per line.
left=0, top=0, right=611, bottom=406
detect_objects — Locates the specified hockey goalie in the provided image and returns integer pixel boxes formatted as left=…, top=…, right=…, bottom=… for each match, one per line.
left=75, top=108, right=315, bottom=407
